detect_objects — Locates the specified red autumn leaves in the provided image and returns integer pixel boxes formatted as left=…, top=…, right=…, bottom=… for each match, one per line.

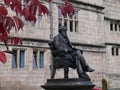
left=49, top=0, right=75, bottom=16
left=61, top=0, right=75, bottom=16
left=48, top=0, right=52, bottom=3
left=4, top=0, right=22, bottom=16
left=0, top=0, right=74, bottom=64
left=3, top=0, right=49, bottom=22
left=0, top=0, right=49, bottom=64
left=22, top=0, right=49, bottom=22
left=0, top=52, right=7, bottom=64
left=11, top=37, right=22, bottom=45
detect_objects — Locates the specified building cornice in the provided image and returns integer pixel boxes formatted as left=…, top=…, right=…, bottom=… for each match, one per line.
left=0, top=38, right=106, bottom=52
left=105, top=43, right=120, bottom=47
left=23, top=38, right=106, bottom=48
left=53, top=0, right=105, bottom=14
left=104, top=16, right=120, bottom=22
left=69, top=0, right=105, bottom=10
left=73, top=42, right=105, bottom=48
left=40, top=0, right=105, bottom=13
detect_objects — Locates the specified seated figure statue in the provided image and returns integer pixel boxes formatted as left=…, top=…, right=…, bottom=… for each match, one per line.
left=49, top=25, right=94, bottom=80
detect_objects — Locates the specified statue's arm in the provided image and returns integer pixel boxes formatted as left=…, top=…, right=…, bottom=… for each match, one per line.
left=54, top=37, right=65, bottom=52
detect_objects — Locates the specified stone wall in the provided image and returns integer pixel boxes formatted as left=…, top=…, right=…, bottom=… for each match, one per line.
left=104, top=0, right=120, bottom=20
left=70, top=9, right=104, bottom=45
left=105, top=45, right=120, bottom=88
left=104, top=0, right=120, bottom=88
left=104, top=20, right=120, bottom=44
left=0, top=46, right=48, bottom=90
left=0, top=0, right=120, bottom=90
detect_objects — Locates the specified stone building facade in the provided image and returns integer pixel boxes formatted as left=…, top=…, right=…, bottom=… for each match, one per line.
left=0, top=0, right=120, bottom=90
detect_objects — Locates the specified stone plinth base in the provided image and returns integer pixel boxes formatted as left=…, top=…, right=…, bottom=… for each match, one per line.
left=41, top=78, right=95, bottom=90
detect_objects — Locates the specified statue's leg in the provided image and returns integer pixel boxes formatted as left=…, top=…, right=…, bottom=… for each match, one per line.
left=51, top=67, right=56, bottom=79
left=64, top=66, right=69, bottom=79
left=76, top=50, right=94, bottom=72
left=74, top=55, right=90, bottom=80
left=74, top=55, right=84, bottom=78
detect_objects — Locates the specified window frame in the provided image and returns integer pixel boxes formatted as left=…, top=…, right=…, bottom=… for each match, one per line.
left=20, top=0, right=42, bottom=28
left=110, top=21, right=120, bottom=32
left=111, top=47, right=119, bottom=56
left=12, top=49, right=25, bottom=69
left=33, top=49, right=44, bottom=69
left=58, top=7, right=79, bottom=32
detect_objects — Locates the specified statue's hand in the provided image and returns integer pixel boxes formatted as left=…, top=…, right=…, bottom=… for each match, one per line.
left=64, top=49, right=68, bottom=53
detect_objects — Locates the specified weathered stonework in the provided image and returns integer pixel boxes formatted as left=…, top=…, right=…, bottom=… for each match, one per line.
left=0, top=0, right=120, bottom=90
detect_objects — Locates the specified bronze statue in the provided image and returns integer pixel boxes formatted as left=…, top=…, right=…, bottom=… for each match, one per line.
left=49, top=26, right=94, bottom=80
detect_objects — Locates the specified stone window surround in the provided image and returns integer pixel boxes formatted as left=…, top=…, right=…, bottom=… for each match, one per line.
left=58, top=7, right=79, bottom=32
left=12, top=47, right=45, bottom=69
left=33, top=49, right=44, bottom=69
left=12, top=49, right=25, bottom=69
left=111, top=47, right=119, bottom=56
left=110, top=21, right=120, bottom=32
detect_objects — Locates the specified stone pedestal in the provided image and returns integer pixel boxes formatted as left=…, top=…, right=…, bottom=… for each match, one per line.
left=41, top=78, right=95, bottom=90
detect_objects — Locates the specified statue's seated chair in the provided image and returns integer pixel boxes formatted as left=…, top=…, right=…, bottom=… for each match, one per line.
left=48, top=41, right=76, bottom=79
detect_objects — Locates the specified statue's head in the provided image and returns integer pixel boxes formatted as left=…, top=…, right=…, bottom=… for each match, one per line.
left=59, top=26, right=67, bottom=37
left=59, top=26, right=67, bottom=33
